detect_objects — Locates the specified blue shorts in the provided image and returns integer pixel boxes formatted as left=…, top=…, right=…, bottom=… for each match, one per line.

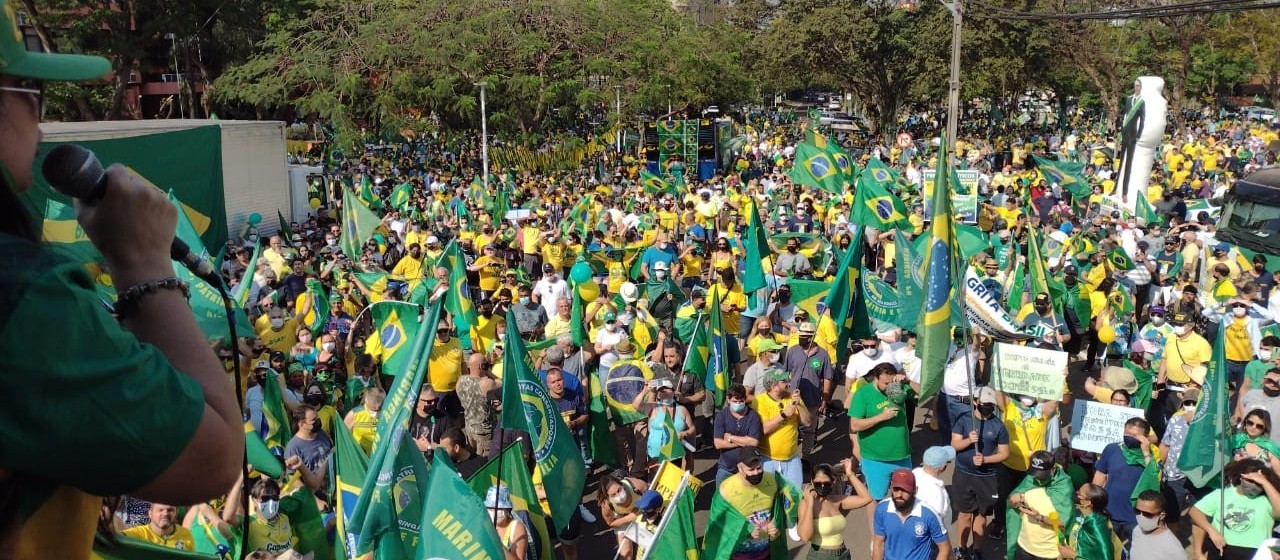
left=862, top=457, right=913, bottom=500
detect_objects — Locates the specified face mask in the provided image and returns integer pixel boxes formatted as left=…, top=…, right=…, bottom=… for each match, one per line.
left=977, top=403, right=996, bottom=417
left=787, top=246, right=798, bottom=254
left=1136, top=515, right=1160, bottom=533
left=999, top=231, right=1011, bottom=240
left=1035, top=305, right=1049, bottom=315
left=655, top=270, right=667, bottom=279
left=730, top=402, right=747, bottom=413
left=1019, top=397, right=1037, bottom=408
left=519, top=296, right=531, bottom=305
left=659, top=398, right=676, bottom=406
left=1241, top=481, right=1265, bottom=498
left=606, top=324, right=617, bottom=332
left=270, top=318, right=285, bottom=329
left=744, top=472, right=764, bottom=485
left=864, top=347, right=880, bottom=358
left=310, top=418, right=323, bottom=432
left=609, top=493, right=628, bottom=505
left=1234, top=307, right=1248, bottom=318
left=813, top=483, right=833, bottom=497
left=1151, top=317, right=1165, bottom=326
left=1064, top=276, right=1078, bottom=287
left=322, top=342, right=336, bottom=352
left=1123, top=436, right=1143, bottom=448
left=1174, top=325, right=1190, bottom=336
left=258, top=499, right=280, bottom=520
left=327, top=238, right=338, bottom=247
left=304, top=393, right=324, bottom=406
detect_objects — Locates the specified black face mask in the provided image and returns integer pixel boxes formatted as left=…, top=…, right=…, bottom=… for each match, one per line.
left=304, top=393, right=324, bottom=406
left=310, top=418, right=322, bottom=432
left=813, top=483, right=833, bottom=497
left=977, top=403, right=996, bottom=417
left=745, top=472, right=764, bottom=486
left=1034, top=305, right=1049, bottom=315
left=1064, top=276, right=1078, bottom=287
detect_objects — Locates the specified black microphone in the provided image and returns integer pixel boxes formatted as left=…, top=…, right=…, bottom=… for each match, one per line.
left=42, top=144, right=223, bottom=287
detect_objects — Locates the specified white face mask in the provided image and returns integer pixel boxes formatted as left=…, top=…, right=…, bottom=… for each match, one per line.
left=609, top=493, right=627, bottom=505
left=864, top=346, right=880, bottom=358
left=258, top=499, right=279, bottom=520
left=1151, top=316, right=1165, bottom=326
left=326, top=238, right=338, bottom=246
left=270, top=317, right=285, bottom=329
left=1135, top=515, right=1160, bottom=533
left=1019, top=397, right=1037, bottom=408
left=1234, top=307, right=1248, bottom=318
left=1174, top=325, right=1190, bottom=337
left=655, top=270, right=667, bottom=279
left=322, top=342, right=336, bottom=352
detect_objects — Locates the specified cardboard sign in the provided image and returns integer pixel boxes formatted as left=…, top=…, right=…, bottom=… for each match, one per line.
left=993, top=342, right=1068, bottom=401
left=1070, top=400, right=1146, bottom=453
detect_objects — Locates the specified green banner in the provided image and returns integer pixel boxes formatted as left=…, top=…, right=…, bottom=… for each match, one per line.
left=28, top=126, right=228, bottom=252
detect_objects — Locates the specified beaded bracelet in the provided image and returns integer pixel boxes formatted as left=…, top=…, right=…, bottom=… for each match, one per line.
left=114, top=276, right=191, bottom=319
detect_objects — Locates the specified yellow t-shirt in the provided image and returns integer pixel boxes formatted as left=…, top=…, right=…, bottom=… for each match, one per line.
left=753, top=392, right=799, bottom=461
left=541, top=243, right=567, bottom=271
left=1016, top=487, right=1060, bottom=558
left=471, top=314, right=500, bottom=353
left=707, top=283, right=747, bottom=336
left=404, top=230, right=429, bottom=251
left=521, top=226, right=542, bottom=254
left=1164, top=334, right=1212, bottom=384
left=429, top=338, right=464, bottom=392
left=681, top=254, right=705, bottom=280
left=317, top=404, right=339, bottom=440
left=247, top=514, right=297, bottom=556
left=122, top=525, right=197, bottom=551
left=545, top=315, right=573, bottom=340
left=257, top=318, right=300, bottom=355
left=350, top=409, right=380, bottom=454
left=392, top=255, right=425, bottom=280
left=994, top=207, right=1022, bottom=229
left=473, top=255, right=503, bottom=292
left=719, top=469, right=779, bottom=517
left=1002, top=401, right=1048, bottom=471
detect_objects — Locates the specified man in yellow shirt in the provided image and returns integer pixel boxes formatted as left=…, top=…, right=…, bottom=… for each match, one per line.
left=1159, top=311, right=1211, bottom=413
left=256, top=306, right=299, bottom=355
left=753, top=369, right=809, bottom=489
left=422, top=235, right=443, bottom=263
left=544, top=298, right=574, bottom=340
left=122, top=503, right=195, bottom=551
left=430, top=319, right=465, bottom=417
left=392, top=244, right=426, bottom=281
left=1008, top=451, right=1068, bottom=560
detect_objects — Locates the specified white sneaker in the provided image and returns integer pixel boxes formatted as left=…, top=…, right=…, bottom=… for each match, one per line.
left=579, top=504, right=597, bottom=524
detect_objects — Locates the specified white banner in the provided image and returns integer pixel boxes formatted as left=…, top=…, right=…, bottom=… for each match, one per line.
left=993, top=342, right=1068, bottom=401
left=963, top=268, right=1037, bottom=341
left=1070, top=400, right=1146, bottom=453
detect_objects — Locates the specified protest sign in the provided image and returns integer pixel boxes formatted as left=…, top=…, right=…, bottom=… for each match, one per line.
left=963, top=269, right=1039, bottom=341
left=993, top=342, right=1068, bottom=401
left=1070, top=400, right=1146, bottom=453
left=923, top=169, right=979, bottom=223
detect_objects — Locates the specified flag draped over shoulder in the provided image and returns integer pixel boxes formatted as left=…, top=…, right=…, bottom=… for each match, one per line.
left=1004, top=469, right=1075, bottom=560
left=500, top=311, right=587, bottom=532
left=742, top=199, right=772, bottom=294
left=706, top=290, right=734, bottom=407
left=231, top=240, right=261, bottom=307
left=91, top=535, right=217, bottom=560
left=1177, top=324, right=1228, bottom=487
left=851, top=165, right=912, bottom=231
left=702, top=473, right=799, bottom=560
left=1031, top=154, right=1091, bottom=198
left=418, top=453, right=508, bottom=560
left=789, top=142, right=843, bottom=195
left=346, top=299, right=442, bottom=559
left=916, top=138, right=959, bottom=400
left=341, top=188, right=381, bottom=260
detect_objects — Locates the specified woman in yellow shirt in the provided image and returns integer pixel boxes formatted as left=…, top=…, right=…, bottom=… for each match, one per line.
left=710, top=236, right=739, bottom=273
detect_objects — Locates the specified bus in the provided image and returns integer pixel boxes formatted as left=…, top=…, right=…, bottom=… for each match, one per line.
left=1217, top=168, right=1280, bottom=257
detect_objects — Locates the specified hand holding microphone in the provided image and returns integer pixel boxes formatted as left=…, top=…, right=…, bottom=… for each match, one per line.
left=42, top=144, right=220, bottom=288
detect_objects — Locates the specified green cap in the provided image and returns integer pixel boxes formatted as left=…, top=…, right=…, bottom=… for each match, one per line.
left=764, top=368, right=790, bottom=384
left=0, top=1, right=109, bottom=81
left=756, top=339, right=785, bottom=353
left=603, top=310, right=618, bottom=322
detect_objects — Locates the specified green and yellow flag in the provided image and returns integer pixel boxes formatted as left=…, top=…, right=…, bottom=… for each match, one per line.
left=389, top=182, right=414, bottom=211
left=499, top=310, right=587, bottom=532
left=466, top=443, right=554, bottom=560
left=851, top=164, right=912, bottom=231
left=650, top=478, right=700, bottom=560
left=170, top=192, right=254, bottom=343
left=743, top=199, right=772, bottom=294
left=824, top=226, right=870, bottom=367
left=656, top=408, right=687, bottom=461
left=370, top=301, right=422, bottom=376
left=91, top=535, right=216, bottom=560
left=341, top=188, right=381, bottom=260
left=706, top=290, right=735, bottom=406
left=1136, top=194, right=1162, bottom=227
left=256, top=369, right=290, bottom=456
left=1032, top=154, right=1091, bottom=198
left=300, top=278, right=330, bottom=336
left=1177, top=320, right=1229, bottom=487
left=440, top=239, right=477, bottom=346
left=281, top=482, right=333, bottom=560
left=641, top=170, right=678, bottom=197
left=1107, top=246, right=1135, bottom=271
left=332, top=421, right=368, bottom=560
left=789, top=142, right=843, bottom=195
left=231, top=240, right=261, bottom=308
left=419, top=453, right=508, bottom=560
left=916, top=137, right=959, bottom=400
left=702, top=473, right=799, bottom=560
left=244, top=421, right=283, bottom=478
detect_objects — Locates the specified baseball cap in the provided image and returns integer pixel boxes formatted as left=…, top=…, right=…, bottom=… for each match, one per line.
left=976, top=386, right=999, bottom=405
left=1027, top=450, right=1055, bottom=473
left=1034, top=293, right=1051, bottom=305
left=603, top=311, right=618, bottom=323
left=653, top=261, right=668, bottom=272
left=756, top=339, right=785, bottom=353
left=889, top=469, right=916, bottom=492
left=764, top=368, right=790, bottom=384
left=0, top=1, right=109, bottom=81
left=542, top=263, right=554, bottom=272
left=1169, top=312, right=1190, bottom=326
left=426, top=235, right=440, bottom=244
left=922, top=446, right=956, bottom=469
left=636, top=490, right=663, bottom=512
left=733, top=447, right=763, bottom=469
left=797, top=322, right=817, bottom=336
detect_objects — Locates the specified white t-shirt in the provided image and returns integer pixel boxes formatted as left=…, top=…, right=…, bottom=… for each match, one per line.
left=891, top=342, right=921, bottom=385
left=942, top=345, right=979, bottom=398
left=844, top=342, right=899, bottom=381
left=911, top=467, right=951, bottom=523
left=533, top=277, right=570, bottom=320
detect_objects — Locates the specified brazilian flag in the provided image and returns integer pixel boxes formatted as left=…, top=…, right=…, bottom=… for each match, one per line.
left=331, top=421, right=367, bottom=560
left=499, top=310, right=587, bottom=533
left=851, top=164, right=912, bottom=230
left=789, top=142, right=843, bottom=195
left=656, top=408, right=687, bottom=461
left=1107, top=247, right=1135, bottom=271
left=370, top=301, right=423, bottom=375
left=1032, top=154, right=1091, bottom=198
left=807, top=129, right=857, bottom=181
left=389, top=182, right=414, bottom=211
left=641, top=170, right=678, bottom=197
left=466, top=443, right=554, bottom=560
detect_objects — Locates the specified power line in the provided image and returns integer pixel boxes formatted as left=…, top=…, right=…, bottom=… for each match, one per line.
left=968, top=0, right=1280, bottom=20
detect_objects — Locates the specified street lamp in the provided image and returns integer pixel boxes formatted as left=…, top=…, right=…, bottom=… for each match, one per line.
left=475, top=81, right=489, bottom=191
left=165, top=32, right=184, bottom=119
left=614, top=85, right=623, bottom=153
left=942, top=0, right=962, bottom=158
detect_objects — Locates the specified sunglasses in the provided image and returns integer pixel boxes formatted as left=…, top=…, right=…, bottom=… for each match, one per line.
left=0, top=79, right=45, bottom=119
left=1247, top=420, right=1267, bottom=429
left=1135, top=509, right=1161, bottom=519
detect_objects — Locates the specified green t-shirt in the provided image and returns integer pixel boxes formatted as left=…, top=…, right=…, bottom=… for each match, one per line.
left=1244, top=359, right=1274, bottom=389
left=847, top=383, right=910, bottom=461
left=0, top=235, right=205, bottom=500
left=1196, top=487, right=1276, bottom=549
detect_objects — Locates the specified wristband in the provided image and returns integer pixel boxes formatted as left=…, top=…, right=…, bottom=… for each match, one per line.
left=114, top=276, right=190, bottom=319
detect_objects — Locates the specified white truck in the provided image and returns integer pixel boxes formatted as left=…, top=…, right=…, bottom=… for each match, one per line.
left=39, top=119, right=293, bottom=239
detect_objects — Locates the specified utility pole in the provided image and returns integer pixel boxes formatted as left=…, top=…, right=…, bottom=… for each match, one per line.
left=476, top=81, right=489, bottom=191
left=943, top=0, right=963, bottom=159
left=615, top=85, right=623, bottom=153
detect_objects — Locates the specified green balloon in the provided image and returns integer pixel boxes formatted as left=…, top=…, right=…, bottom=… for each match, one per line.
left=247, top=212, right=262, bottom=225
left=570, top=259, right=593, bottom=284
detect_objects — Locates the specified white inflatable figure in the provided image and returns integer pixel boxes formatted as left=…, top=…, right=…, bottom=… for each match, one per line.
left=1114, top=76, right=1167, bottom=216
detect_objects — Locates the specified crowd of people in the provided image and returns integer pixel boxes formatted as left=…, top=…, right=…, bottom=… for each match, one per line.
left=103, top=107, right=1280, bottom=560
